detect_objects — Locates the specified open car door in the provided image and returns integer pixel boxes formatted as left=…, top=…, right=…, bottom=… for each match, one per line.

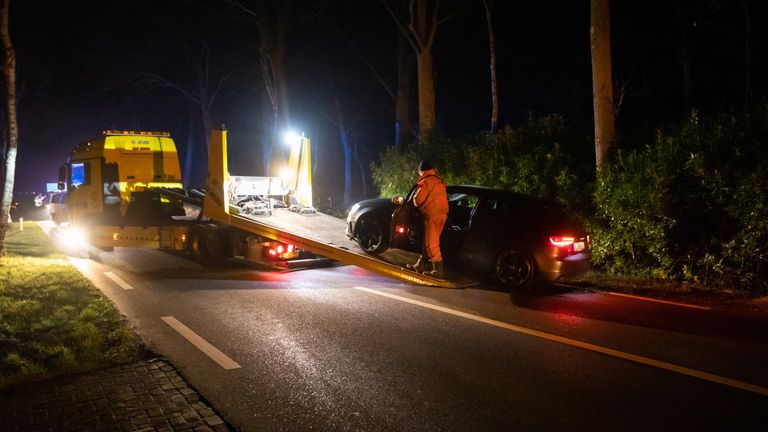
left=390, top=185, right=423, bottom=251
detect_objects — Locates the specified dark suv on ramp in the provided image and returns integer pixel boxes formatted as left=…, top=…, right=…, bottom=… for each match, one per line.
left=346, top=185, right=590, bottom=289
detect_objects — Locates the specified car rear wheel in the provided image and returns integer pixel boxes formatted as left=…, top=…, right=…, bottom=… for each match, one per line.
left=494, top=248, right=536, bottom=290
left=355, top=215, right=388, bottom=254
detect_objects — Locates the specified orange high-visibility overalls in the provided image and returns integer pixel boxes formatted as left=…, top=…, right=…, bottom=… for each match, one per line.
left=412, top=169, right=449, bottom=262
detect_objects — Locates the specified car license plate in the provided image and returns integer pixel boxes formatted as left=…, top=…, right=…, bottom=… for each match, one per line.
left=574, top=241, right=585, bottom=252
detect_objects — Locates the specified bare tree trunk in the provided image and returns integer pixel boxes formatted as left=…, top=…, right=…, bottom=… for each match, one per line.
left=183, top=106, right=195, bottom=187
left=333, top=96, right=353, bottom=208
left=383, top=0, right=446, bottom=138
left=249, top=0, right=291, bottom=176
left=739, top=0, right=752, bottom=105
left=197, top=55, right=215, bottom=176
left=200, top=106, right=213, bottom=160
left=415, top=48, right=435, bottom=135
left=0, top=0, right=17, bottom=256
left=352, top=136, right=368, bottom=198
left=482, top=0, right=498, bottom=133
left=675, top=0, right=695, bottom=114
left=590, top=0, right=615, bottom=171
left=414, top=0, right=437, bottom=136
left=395, top=30, right=412, bottom=149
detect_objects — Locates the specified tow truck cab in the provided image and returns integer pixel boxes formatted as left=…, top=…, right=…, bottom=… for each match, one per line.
left=59, top=130, right=184, bottom=225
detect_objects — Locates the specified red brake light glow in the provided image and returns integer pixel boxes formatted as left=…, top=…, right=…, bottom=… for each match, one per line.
left=262, top=241, right=297, bottom=260
left=396, top=225, right=406, bottom=234
left=549, top=236, right=575, bottom=247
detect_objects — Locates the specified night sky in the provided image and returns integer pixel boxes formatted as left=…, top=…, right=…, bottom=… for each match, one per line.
left=9, top=0, right=768, bottom=203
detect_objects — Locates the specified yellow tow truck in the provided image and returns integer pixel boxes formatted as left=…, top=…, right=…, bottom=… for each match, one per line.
left=58, top=128, right=462, bottom=287
left=59, top=129, right=299, bottom=264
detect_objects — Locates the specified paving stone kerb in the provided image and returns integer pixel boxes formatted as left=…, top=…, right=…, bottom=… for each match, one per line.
left=0, top=358, right=232, bottom=432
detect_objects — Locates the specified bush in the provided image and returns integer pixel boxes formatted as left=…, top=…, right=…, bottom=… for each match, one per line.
left=371, top=115, right=594, bottom=210
left=592, top=107, right=768, bottom=290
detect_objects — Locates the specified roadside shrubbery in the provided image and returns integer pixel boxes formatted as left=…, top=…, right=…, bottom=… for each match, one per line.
left=372, top=105, right=768, bottom=291
left=371, top=115, right=594, bottom=210
left=593, top=108, right=768, bottom=290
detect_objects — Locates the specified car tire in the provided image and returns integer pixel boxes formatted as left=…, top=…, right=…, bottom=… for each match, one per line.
left=355, top=215, right=389, bottom=254
left=493, top=248, right=536, bottom=290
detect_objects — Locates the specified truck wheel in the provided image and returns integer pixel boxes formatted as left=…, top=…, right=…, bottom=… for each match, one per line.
left=205, top=234, right=224, bottom=264
left=189, top=229, right=224, bottom=265
left=189, top=231, right=208, bottom=262
left=355, top=215, right=389, bottom=254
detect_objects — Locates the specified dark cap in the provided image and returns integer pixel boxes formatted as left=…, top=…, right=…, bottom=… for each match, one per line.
left=418, top=160, right=433, bottom=172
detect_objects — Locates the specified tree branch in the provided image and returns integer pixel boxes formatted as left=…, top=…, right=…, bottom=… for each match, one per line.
left=381, top=0, right=419, bottom=51
left=208, top=70, right=235, bottom=111
left=129, top=68, right=202, bottom=105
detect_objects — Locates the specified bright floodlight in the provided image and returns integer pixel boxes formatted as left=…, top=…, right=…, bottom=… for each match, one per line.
left=279, top=167, right=293, bottom=184
left=283, top=131, right=302, bottom=147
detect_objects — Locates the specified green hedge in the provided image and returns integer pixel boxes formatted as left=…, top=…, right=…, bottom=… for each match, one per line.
left=593, top=108, right=768, bottom=289
left=372, top=106, right=768, bottom=291
left=371, top=115, right=593, bottom=211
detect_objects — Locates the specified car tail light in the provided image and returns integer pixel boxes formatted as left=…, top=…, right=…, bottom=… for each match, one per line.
left=549, top=236, right=575, bottom=248
left=549, top=236, right=575, bottom=257
left=395, top=225, right=406, bottom=235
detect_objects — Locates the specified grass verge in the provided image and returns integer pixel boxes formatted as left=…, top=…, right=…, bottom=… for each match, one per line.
left=0, top=222, right=145, bottom=388
left=563, top=271, right=768, bottom=315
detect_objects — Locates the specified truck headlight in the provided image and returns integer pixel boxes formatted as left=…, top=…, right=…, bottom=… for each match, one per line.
left=59, top=227, right=87, bottom=247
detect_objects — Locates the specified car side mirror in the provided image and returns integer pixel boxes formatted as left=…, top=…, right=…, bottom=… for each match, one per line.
left=57, top=164, right=67, bottom=190
left=391, top=195, right=404, bottom=205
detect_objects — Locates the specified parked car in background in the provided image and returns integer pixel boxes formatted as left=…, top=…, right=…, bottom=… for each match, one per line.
left=9, top=192, right=50, bottom=222
left=346, top=185, right=590, bottom=289
left=47, top=192, right=68, bottom=224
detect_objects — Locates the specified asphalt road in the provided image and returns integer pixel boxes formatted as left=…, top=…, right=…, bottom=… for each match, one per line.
left=56, top=234, right=768, bottom=431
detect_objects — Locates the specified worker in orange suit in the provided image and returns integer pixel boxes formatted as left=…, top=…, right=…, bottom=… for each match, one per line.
left=407, top=160, right=449, bottom=279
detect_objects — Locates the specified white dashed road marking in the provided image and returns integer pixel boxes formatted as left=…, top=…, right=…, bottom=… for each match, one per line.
left=104, top=272, right=135, bottom=290
left=161, top=316, right=241, bottom=370
left=353, top=286, right=768, bottom=396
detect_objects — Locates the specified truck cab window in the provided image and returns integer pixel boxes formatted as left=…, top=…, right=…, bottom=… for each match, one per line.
left=71, top=162, right=91, bottom=187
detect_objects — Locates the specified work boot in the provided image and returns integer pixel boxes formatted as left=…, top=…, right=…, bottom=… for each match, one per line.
left=425, top=260, right=445, bottom=279
left=407, top=255, right=427, bottom=273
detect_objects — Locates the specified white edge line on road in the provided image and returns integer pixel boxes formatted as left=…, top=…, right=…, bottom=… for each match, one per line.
left=608, top=291, right=712, bottom=310
left=353, top=286, right=768, bottom=397
left=104, top=272, right=135, bottom=290
left=161, top=316, right=241, bottom=370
